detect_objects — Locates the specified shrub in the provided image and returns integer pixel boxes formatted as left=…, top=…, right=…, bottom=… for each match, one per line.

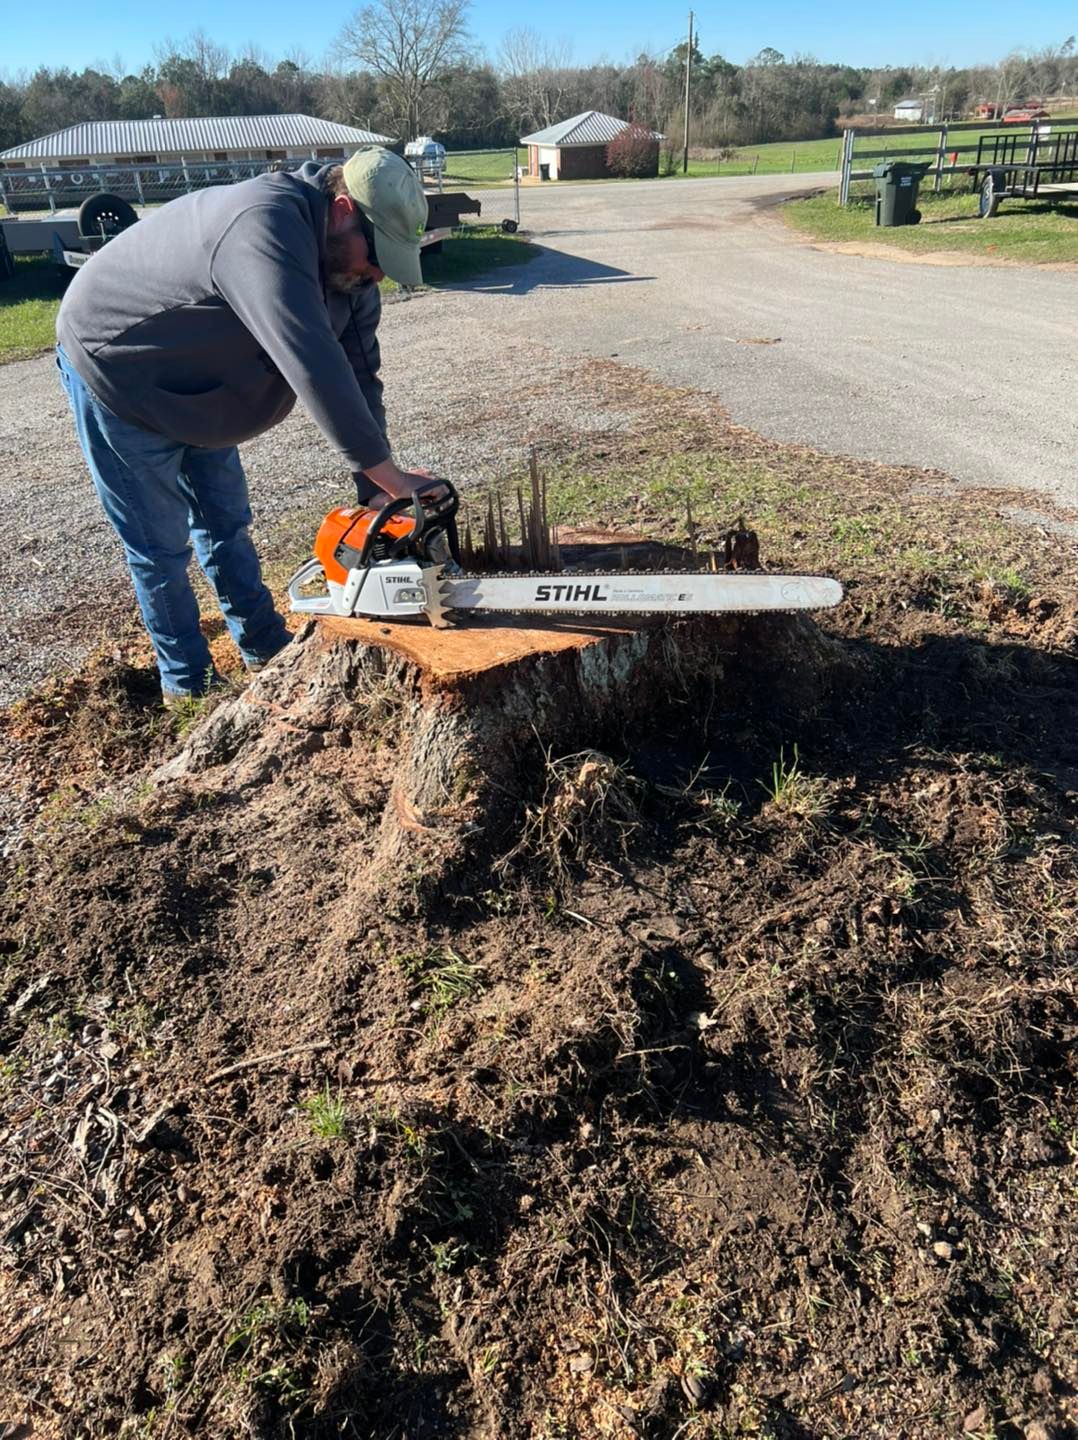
left=606, top=124, right=660, bottom=178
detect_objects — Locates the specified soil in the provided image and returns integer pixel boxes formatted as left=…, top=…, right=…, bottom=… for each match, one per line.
left=794, top=237, right=1078, bottom=272
left=1, top=513, right=1076, bottom=1438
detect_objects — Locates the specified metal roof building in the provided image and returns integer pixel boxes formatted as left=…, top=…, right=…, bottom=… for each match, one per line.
left=520, top=111, right=662, bottom=181
left=521, top=112, right=648, bottom=147
left=0, top=114, right=393, bottom=165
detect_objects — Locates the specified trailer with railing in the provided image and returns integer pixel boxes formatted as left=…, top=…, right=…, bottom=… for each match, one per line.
left=0, top=188, right=486, bottom=281
left=972, top=126, right=1078, bottom=216
left=838, top=118, right=1078, bottom=214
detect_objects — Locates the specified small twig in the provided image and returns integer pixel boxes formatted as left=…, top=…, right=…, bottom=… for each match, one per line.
left=206, top=1041, right=331, bottom=1084
left=134, top=1101, right=178, bottom=1146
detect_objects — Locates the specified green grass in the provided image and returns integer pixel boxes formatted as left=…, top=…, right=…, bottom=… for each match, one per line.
left=400, top=946, right=485, bottom=1017
left=301, top=1084, right=348, bottom=1140
left=446, top=137, right=845, bottom=182
left=444, top=148, right=526, bottom=184
left=668, top=135, right=846, bottom=177
left=763, top=745, right=832, bottom=821
left=419, top=226, right=540, bottom=286
left=784, top=187, right=1078, bottom=264
left=531, top=443, right=1034, bottom=591
left=0, top=255, right=64, bottom=362
left=438, top=116, right=1078, bottom=185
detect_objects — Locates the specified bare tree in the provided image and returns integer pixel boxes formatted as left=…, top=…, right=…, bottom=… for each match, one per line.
left=153, top=30, right=231, bottom=115
left=335, top=0, right=470, bottom=140
left=993, top=50, right=1030, bottom=113
left=318, top=62, right=382, bottom=130
left=497, top=26, right=572, bottom=132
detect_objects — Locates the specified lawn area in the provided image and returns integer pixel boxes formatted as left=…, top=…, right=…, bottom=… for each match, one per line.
left=419, top=226, right=540, bottom=285
left=0, top=255, right=65, bottom=362
left=0, top=231, right=539, bottom=362
left=675, top=134, right=846, bottom=176
left=783, top=187, right=1078, bottom=263
left=442, top=138, right=846, bottom=186
left=442, top=119, right=1078, bottom=185
left=443, top=148, right=526, bottom=184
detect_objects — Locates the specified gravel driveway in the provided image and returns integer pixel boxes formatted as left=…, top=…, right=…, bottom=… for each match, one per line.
left=1, top=170, right=1074, bottom=704
left=492, top=173, right=1078, bottom=511
left=0, top=301, right=638, bottom=704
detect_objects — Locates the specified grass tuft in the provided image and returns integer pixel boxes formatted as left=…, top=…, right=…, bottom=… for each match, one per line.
left=301, top=1084, right=348, bottom=1140
left=223, top=1296, right=312, bottom=1406
left=763, top=745, right=832, bottom=821
left=401, top=946, right=485, bottom=1016
left=505, top=747, right=643, bottom=880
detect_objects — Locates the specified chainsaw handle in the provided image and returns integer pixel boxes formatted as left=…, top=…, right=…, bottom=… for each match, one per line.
left=358, top=479, right=459, bottom=565
left=287, top=558, right=336, bottom=614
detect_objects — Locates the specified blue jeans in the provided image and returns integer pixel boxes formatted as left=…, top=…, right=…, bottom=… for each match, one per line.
left=57, top=347, right=289, bottom=696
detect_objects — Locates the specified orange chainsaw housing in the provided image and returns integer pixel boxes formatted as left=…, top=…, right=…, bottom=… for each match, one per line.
left=315, top=506, right=418, bottom=587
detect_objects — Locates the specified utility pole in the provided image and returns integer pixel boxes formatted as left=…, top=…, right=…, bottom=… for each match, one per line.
left=682, top=10, right=694, bottom=174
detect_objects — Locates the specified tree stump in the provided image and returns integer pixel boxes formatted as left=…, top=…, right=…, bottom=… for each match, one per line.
left=156, top=609, right=848, bottom=911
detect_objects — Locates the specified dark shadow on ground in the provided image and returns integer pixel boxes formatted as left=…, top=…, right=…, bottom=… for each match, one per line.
left=923, top=197, right=1078, bottom=225
left=449, top=244, right=653, bottom=295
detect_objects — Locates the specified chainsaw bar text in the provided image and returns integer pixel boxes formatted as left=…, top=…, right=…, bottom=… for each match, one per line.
left=533, top=584, right=610, bottom=603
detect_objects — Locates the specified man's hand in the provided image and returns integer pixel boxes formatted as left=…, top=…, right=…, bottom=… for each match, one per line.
left=363, top=459, right=446, bottom=505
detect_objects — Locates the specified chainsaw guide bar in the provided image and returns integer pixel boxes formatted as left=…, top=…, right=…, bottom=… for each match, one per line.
left=287, top=483, right=844, bottom=629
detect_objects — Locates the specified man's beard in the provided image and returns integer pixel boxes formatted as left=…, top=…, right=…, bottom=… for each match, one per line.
left=325, top=231, right=375, bottom=293
left=327, top=269, right=375, bottom=293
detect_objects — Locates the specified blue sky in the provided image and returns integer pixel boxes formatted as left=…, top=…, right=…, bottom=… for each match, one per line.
left=2, top=0, right=1070, bottom=76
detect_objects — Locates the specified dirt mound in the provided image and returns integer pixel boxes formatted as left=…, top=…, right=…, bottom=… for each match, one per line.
left=1, top=586, right=1075, bottom=1439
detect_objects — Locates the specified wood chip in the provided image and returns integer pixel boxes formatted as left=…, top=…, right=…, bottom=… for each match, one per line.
left=12, top=974, right=53, bottom=1014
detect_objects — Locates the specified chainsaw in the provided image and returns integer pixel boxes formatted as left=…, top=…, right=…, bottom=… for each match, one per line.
left=287, top=480, right=843, bottom=629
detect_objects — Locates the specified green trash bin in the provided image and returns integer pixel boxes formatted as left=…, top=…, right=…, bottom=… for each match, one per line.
left=873, top=161, right=929, bottom=226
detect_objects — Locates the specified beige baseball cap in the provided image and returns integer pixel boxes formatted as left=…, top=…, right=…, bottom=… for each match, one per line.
left=342, top=146, right=427, bottom=286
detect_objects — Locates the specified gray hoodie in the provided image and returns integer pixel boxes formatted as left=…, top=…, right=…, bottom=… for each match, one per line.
left=56, top=163, right=390, bottom=470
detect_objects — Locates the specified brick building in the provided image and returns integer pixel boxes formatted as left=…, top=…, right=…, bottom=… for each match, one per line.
left=521, top=111, right=661, bottom=180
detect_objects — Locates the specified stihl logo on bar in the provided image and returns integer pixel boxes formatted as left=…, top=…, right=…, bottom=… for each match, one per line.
left=534, top=583, right=610, bottom=603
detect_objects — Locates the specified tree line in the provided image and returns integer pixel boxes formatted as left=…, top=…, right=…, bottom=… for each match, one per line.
left=1, top=8, right=1075, bottom=158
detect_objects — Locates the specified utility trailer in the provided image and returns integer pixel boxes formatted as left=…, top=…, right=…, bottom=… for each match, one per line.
left=972, top=126, right=1078, bottom=216
left=0, top=187, right=486, bottom=283
left=0, top=192, right=139, bottom=275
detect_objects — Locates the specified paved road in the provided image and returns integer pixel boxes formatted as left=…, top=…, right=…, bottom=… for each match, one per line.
left=476, top=172, right=1078, bottom=513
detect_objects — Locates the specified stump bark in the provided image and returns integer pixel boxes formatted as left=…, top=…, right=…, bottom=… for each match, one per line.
left=157, top=609, right=848, bottom=910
